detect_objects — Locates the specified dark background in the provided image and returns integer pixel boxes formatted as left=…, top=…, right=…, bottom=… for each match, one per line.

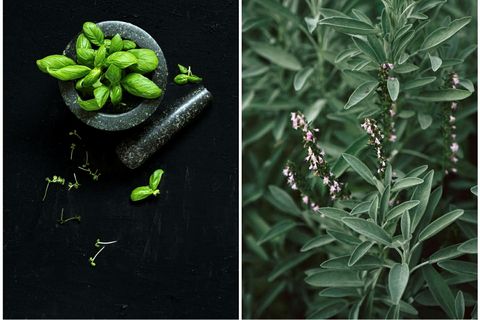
left=4, top=0, right=238, bottom=318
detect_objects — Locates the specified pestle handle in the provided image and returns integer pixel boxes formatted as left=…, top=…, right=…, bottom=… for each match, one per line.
left=116, top=86, right=212, bottom=169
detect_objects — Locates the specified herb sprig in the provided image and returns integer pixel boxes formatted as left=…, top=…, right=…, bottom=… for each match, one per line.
left=174, top=64, right=202, bottom=85
left=130, top=169, right=164, bottom=201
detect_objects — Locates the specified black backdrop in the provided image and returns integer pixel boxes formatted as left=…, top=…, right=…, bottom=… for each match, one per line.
left=4, top=0, right=238, bottom=318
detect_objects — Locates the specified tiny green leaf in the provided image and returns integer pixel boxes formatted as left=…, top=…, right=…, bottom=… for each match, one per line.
left=122, top=39, right=137, bottom=50
left=418, top=113, right=433, bottom=130
left=174, top=74, right=189, bottom=85
left=110, top=84, right=122, bottom=105
left=294, top=67, right=314, bottom=91
left=93, top=85, right=109, bottom=108
left=429, top=54, right=442, bottom=72
left=121, top=73, right=162, bottom=99
left=178, top=64, right=189, bottom=74
left=130, top=186, right=154, bottom=201
left=109, top=34, right=123, bottom=53
left=149, top=169, right=164, bottom=190
left=188, top=75, right=203, bottom=83
left=37, top=55, right=76, bottom=73
left=344, top=81, right=379, bottom=109
left=388, top=263, right=409, bottom=305
left=82, top=21, right=104, bottom=46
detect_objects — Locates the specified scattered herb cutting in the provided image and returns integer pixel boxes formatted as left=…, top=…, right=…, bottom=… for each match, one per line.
left=174, top=64, right=202, bottom=85
left=57, top=208, right=81, bottom=225
left=130, top=169, right=164, bottom=201
left=36, top=21, right=162, bottom=111
left=89, top=238, right=117, bottom=267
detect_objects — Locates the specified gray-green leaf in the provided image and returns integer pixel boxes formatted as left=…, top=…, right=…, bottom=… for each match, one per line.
left=421, top=17, right=471, bottom=51
left=342, top=153, right=375, bottom=186
left=342, top=217, right=392, bottom=246
left=318, top=17, right=377, bottom=35
left=348, top=241, right=373, bottom=266
left=388, top=263, right=409, bottom=304
left=423, top=265, right=456, bottom=318
left=386, top=200, right=420, bottom=221
left=387, top=77, right=400, bottom=101
left=415, top=89, right=472, bottom=101
left=429, top=54, right=442, bottom=72
left=257, top=220, right=297, bottom=245
left=344, top=81, right=378, bottom=109
left=392, top=177, right=423, bottom=192
left=418, top=209, right=464, bottom=242
left=294, top=67, right=314, bottom=91
left=300, top=235, right=334, bottom=252
left=250, top=42, right=301, bottom=71
left=305, top=270, right=363, bottom=287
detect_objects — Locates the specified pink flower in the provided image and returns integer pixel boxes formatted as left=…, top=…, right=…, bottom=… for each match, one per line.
left=451, top=102, right=458, bottom=110
left=323, top=176, right=330, bottom=185
left=302, top=195, right=309, bottom=204
left=450, top=115, right=455, bottom=123
left=452, top=73, right=460, bottom=86
left=305, top=131, right=314, bottom=142
left=450, top=142, right=459, bottom=153
left=389, top=134, right=397, bottom=142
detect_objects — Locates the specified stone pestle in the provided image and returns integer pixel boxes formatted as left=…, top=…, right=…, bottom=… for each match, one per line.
left=116, top=86, right=212, bottom=169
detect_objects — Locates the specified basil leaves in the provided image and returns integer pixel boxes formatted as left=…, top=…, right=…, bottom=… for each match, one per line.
left=174, top=64, right=203, bottom=85
left=36, top=21, right=162, bottom=112
left=130, top=169, right=164, bottom=202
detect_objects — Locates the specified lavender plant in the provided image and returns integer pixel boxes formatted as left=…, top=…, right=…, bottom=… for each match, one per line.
left=242, top=0, right=477, bottom=318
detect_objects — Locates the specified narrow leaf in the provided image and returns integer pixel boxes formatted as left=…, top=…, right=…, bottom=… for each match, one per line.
left=258, top=220, right=297, bottom=245
left=421, top=17, right=471, bottom=51
left=415, top=89, right=472, bottom=101
left=392, top=177, right=423, bottom=192
left=386, top=200, right=420, bottom=221
left=318, top=17, right=377, bottom=35
left=251, top=43, right=302, bottom=71
left=342, top=217, right=392, bottom=246
left=349, top=241, right=374, bottom=266
left=389, top=263, right=409, bottom=304
left=344, top=81, right=379, bottom=109
left=301, top=235, right=334, bottom=252
left=403, top=77, right=437, bottom=90
left=419, top=209, right=464, bottom=242
left=305, top=270, right=363, bottom=287
left=342, top=153, right=375, bottom=186
left=423, top=265, right=456, bottom=318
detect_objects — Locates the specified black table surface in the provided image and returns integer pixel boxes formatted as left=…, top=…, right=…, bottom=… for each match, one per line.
left=4, top=0, right=239, bottom=318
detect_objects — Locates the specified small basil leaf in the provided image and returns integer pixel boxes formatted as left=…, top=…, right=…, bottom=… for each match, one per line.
left=178, top=64, right=188, bottom=74
left=110, top=84, right=123, bottom=105
left=121, top=73, right=162, bottom=99
left=109, top=34, right=123, bottom=53
left=105, top=64, right=122, bottom=84
left=36, top=55, right=76, bottom=73
left=174, top=74, right=189, bottom=85
left=188, top=75, right=203, bottom=83
left=94, top=45, right=107, bottom=67
left=149, top=169, right=164, bottom=190
left=106, top=51, right=138, bottom=69
left=77, top=97, right=102, bottom=111
left=94, top=85, right=109, bottom=108
left=82, top=21, right=104, bottom=46
left=47, top=65, right=91, bottom=80
left=130, top=186, right=154, bottom=201
left=76, top=48, right=96, bottom=67
left=76, top=33, right=92, bottom=50
left=82, top=67, right=102, bottom=87
left=122, top=39, right=137, bottom=50
left=128, top=49, right=159, bottom=73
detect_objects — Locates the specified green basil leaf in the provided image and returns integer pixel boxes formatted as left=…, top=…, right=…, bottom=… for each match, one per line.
left=77, top=97, right=101, bottom=111
left=121, top=73, right=162, bottom=99
left=82, top=21, right=104, bottom=46
left=174, top=74, right=189, bottom=85
left=188, top=75, right=202, bottom=83
left=76, top=33, right=92, bottom=50
left=110, top=84, right=123, bottom=105
left=103, top=39, right=111, bottom=48
left=414, top=89, right=472, bottom=102
left=82, top=67, right=102, bottom=87
left=122, top=39, right=137, bottom=50
left=94, top=45, right=107, bottom=67
left=149, top=169, right=164, bottom=190
left=387, top=77, right=400, bottom=101
left=421, top=17, right=471, bottom=51
left=128, top=49, right=159, bottom=73
left=109, top=33, right=123, bottom=53
left=342, top=217, right=392, bottom=246
left=178, top=64, right=188, bottom=74
left=106, top=51, right=138, bottom=69
left=418, top=209, right=464, bottom=242
left=318, top=17, right=377, bottom=35
left=344, top=81, right=379, bottom=109
left=105, top=64, right=122, bottom=84
left=76, top=48, right=96, bottom=67
left=130, top=186, right=154, bottom=201
left=47, top=65, right=91, bottom=80
left=388, top=263, right=409, bottom=305
left=36, top=55, right=76, bottom=73
left=93, top=85, right=109, bottom=108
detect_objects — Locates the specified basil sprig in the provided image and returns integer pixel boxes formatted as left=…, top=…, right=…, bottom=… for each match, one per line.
left=36, top=21, right=163, bottom=112
left=130, top=169, right=164, bottom=202
left=174, top=64, right=203, bottom=85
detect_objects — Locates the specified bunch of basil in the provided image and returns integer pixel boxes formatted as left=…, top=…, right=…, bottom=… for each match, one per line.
left=36, top=22, right=162, bottom=111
